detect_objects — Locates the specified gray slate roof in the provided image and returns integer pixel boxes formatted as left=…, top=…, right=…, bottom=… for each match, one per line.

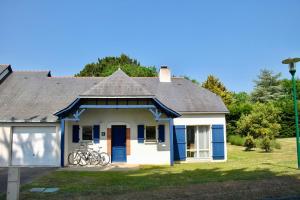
left=82, top=69, right=153, bottom=97
left=0, top=69, right=228, bottom=122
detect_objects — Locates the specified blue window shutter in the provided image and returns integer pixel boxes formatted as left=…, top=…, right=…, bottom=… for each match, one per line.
left=212, top=125, right=225, bottom=160
left=158, top=125, right=165, bottom=143
left=72, top=125, right=80, bottom=143
left=173, top=125, right=186, bottom=161
left=137, top=125, right=144, bottom=143
left=93, top=125, right=100, bottom=144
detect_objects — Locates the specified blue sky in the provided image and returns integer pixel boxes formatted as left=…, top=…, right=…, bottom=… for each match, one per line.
left=0, top=0, right=299, bottom=92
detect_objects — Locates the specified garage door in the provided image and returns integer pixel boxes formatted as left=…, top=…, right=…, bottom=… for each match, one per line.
left=12, top=126, right=60, bottom=166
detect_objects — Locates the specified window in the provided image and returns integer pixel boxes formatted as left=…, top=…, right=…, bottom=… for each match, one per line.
left=187, top=126, right=196, bottom=158
left=82, top=126, right=93, bottom=140
left=145, top=126, right=156, bottom=142
left=187, top=125, right=210, bottom=159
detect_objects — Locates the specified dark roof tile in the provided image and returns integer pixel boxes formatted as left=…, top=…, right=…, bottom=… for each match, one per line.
left=0, top=69, right=228, bottom=122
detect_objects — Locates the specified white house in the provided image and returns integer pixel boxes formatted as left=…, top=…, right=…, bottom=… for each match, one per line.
left=0, top=64, right=228, bottom=167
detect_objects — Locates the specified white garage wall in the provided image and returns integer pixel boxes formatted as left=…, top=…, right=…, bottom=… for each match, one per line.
left=0, top=123, right=60, bottom=167
left=0, top=126, right=11, bottom=166
left=12, top=126, right=60, bottom=166
left=65, top=109, right=170, bottom=165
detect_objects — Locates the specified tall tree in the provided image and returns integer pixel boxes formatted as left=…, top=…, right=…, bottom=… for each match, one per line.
left=281, top=78, right=300, bottom=99
left=202, top=75, right=233, bottom=106
left=251, top=69, right=283, bottom=103
left=273, top=98, right=299, bottom=137
left=227, top=92, right=253, bottom=135
left=76, top=54, right=157, bottom=77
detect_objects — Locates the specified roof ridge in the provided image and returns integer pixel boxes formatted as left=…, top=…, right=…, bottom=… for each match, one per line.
left=133, top=76, right=185, bottom=79
left=132, top=77, right=158, bottom=78
left=81, top=69, right=152, bottom=96
left=14, top=70, right=50, bottom=73
left=48, top=76, right=103, bottom=79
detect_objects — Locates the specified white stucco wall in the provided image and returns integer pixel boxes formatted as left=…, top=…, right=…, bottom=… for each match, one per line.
left=0, top=112, right=227, bottom=167
left=174, top=113, right=226, bottom=126
left=0, top=123, right=60, bottom=167
left=174, top=113, right=227, bottom=161
left=65, top=109, right=170, bottom=165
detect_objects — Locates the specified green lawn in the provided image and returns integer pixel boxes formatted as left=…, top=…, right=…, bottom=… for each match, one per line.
left=4, top=138, right=300, bottom=199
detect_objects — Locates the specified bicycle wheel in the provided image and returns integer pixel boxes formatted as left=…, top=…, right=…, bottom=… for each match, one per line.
left=78, top=151, right=89, bottom=166
left=89, top=151, right=101, bottom=165
left=99, top=152, right=110, bottom=166
left=68, top=152, right=81, bottom=166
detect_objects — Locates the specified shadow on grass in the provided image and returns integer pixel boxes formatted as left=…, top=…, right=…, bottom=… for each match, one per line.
left=14, top=165, right=300, bottom=200
left=262, top=162, right=298, bottom=170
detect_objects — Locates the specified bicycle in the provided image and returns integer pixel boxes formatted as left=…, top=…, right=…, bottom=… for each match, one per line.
left=68, top=142, right=97, bottom=166
left=92, top=146, right=110, bottom=166
left=68, top=143, right=110, bottom=166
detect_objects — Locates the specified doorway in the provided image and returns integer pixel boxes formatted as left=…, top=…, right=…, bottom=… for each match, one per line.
left=186, top=125, right=210, bottom=159
left=111, top=125, right=127, bottom=162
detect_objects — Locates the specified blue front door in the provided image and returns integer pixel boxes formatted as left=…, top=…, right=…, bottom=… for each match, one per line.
left=111, top=125, right=127, bottom=162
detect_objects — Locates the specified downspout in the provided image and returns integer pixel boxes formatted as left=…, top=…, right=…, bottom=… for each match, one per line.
left=169, top=118, right=174, bottom=166
left=60, top=119, right=65, bottom=167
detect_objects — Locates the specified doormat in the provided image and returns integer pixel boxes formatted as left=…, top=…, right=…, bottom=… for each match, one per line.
left=29, top=188, right=59, bottom=193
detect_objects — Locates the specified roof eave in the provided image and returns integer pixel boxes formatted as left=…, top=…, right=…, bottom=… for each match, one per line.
left=179, top=111, right=229, bottom=114
left=78, top=95, right=155, bottom=98
left=152, top=98, right=181, bottom=118
left=54, top=96, right=181, bottom=119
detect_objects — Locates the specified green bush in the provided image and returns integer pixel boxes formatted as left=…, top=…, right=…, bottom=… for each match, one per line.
left=236, top=102, right=281, bottom=139
left=228, top=135, right=245, bottom=146
left=256, top=137, right=281, bottom=151
left=259, top=137, right=272, bottom=152
left=271, top=139, right=281, bottom=149
left=244, top=135, right=256, bottom=151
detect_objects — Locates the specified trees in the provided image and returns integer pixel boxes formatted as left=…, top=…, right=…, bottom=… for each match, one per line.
left=251, top=69, right=283, bottom=103
left=226, top=92, right=253, bottom=135
left=273, top=97, right=300, bottom=138
left=275, top=78, right=300, bottom=137
left=236, top=102, right=281, bottom=139
left=281, top=78, right=300, bottom=99
left=76, top=54, right=157, bottom=77
left=202, top=75, right=233, bottom=106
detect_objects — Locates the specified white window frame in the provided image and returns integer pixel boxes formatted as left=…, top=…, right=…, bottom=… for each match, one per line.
left=186, top=125, right=212, bottom=160
left=144, top=125, right=157, bottom=143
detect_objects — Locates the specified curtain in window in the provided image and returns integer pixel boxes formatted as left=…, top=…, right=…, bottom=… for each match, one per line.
left=198, top=126, right=209, bottom=158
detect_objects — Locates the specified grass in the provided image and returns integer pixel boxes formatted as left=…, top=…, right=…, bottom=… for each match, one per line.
left=2, top=138, right=300, bottom=199
left=228, top=134, right=246, bottom=146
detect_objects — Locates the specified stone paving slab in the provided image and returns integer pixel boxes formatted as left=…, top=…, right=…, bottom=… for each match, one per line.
left=29, top=188, right=45, bottom=193
left=43, top=188, right=59, bottom=193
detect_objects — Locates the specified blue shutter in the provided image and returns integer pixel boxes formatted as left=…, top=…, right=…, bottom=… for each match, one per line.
left=174, top=125, right=186, bottom=161
left=212, top=125, right=225, bottom=160
left=137, top=125, right=144, bottom=143
left=158, top=125, right=165, bottom=143
left=93, top=125, right=100, bottom=144
left=72, top=125, right=80, bottom=143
